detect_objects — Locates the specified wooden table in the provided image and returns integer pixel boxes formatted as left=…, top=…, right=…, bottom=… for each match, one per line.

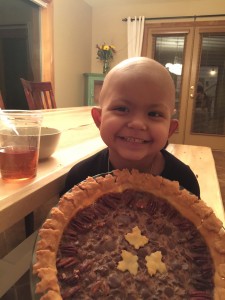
left=0, top=106, right=224, bottom=297
left=1, top=107, right=224, bottom=233
left=0, top=107, right=106, bottom=233
left=0, top=107, right=107, bottom=297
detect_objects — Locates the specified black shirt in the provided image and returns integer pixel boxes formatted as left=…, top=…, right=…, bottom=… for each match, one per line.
left=62, top=148, right=200, bottom=198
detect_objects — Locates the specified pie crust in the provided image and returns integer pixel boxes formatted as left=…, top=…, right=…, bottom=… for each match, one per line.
left=33, top=169, right=225, bottom=300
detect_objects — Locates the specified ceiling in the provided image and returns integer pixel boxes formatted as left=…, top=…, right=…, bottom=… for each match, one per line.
left=83, top=0, right=169, bottom=7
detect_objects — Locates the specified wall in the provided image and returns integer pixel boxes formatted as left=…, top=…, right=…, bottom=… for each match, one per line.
left=1, top=1, right=225, bottom=108
left=53, top=0, right=92, bottom=107
left=90, top=0, right=225, bottom=73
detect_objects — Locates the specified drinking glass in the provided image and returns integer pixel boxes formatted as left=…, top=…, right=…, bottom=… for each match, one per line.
left=0, top=110, right=42, bottom=182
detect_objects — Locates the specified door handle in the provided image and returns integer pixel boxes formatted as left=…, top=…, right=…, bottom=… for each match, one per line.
left=190, top=85, right=195, bottom=98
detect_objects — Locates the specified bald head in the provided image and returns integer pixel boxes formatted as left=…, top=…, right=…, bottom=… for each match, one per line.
left=99, top=57, right=176, bottom=114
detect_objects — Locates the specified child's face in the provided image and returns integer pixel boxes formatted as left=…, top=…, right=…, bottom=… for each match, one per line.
left=92, top=58, right=178, bottom=169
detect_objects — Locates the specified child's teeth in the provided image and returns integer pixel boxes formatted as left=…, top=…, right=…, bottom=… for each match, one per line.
left=126, top=137, right=144, bottom=143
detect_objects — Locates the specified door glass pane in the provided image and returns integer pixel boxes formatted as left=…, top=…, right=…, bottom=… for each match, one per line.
left=192, top=34, right=225, bottom=135
left=154, top=35, right=185, bottom=120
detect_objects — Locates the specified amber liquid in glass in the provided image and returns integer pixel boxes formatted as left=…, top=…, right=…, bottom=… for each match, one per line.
left=0, top=146, right=38, bottom=181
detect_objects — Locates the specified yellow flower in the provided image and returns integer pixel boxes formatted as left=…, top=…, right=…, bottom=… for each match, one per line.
left=96, top=43, right=116, bottom=61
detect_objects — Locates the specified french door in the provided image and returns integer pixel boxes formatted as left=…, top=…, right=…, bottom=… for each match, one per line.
left=142, top=20, right=225, bottom=150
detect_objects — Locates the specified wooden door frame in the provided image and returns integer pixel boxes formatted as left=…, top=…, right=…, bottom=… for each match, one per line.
left=184, top=24, right=225, bottom=150
left=40, top=2, right=54, bottom=85
left=142, top=20, right=225, bottom=150
left=142, top=22, right=196, bottom=144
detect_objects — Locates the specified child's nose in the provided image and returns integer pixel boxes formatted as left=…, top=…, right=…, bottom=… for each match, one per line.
left=127, top=117, right=147, bottom=130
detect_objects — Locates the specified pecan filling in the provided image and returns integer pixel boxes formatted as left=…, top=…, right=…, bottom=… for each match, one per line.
left=56, top=189, right=214, bottom=299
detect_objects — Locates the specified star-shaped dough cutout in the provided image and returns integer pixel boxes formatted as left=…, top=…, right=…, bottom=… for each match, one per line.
left=145, top=251, right=167, bottom=276
left=117, top=250, right=138, bottom=275
left=125, top=226, right=149, bottom=249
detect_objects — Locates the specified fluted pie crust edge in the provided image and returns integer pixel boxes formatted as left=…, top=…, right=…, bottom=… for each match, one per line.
left=33, top=169, right=225, bottom=300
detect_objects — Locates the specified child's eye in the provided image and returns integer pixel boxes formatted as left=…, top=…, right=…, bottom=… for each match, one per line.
left=148, top=111, right=161, bottom=117
left=113, top=106, right=129, bottom=112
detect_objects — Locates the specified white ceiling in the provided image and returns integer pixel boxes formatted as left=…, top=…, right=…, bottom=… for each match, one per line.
left=83, top=0, right=161, bottom=7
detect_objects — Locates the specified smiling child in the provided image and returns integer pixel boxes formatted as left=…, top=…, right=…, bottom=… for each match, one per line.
left=63, top=57, right=200, bottom=197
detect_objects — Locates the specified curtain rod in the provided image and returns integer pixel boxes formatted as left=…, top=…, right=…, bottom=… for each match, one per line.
left=122, top=14, right=225, bottom=22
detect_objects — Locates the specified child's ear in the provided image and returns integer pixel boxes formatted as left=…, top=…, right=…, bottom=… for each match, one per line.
left=168, top=119, right=179, bottom=137
left=91, top=107, right=102, bottom=128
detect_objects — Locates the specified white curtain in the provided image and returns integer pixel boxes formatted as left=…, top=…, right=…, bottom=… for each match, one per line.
left=127, top=16, right=145, bottom=58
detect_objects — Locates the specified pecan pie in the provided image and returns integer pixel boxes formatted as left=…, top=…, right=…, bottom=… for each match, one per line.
left=33, top=169, right=225, bottom=300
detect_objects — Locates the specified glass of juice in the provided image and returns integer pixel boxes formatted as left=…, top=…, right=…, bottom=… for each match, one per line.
left=0, top=110, right=42, bottom=182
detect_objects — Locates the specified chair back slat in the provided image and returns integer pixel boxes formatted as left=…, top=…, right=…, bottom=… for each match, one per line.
left=20, top=78, right=36, bottom=109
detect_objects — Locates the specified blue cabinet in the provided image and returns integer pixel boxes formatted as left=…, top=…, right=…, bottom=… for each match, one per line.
left=83, top=73, right=104, bottom=106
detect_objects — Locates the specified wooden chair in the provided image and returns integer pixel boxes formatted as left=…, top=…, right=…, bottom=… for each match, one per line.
left=20, top=78, right=56, bottom=235
left=20, top=78, right=57, bottom=109
left=0, top=91, right=5, bottom=109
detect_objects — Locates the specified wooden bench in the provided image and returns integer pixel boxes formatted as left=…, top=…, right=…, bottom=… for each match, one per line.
left=167, top=143, right=224, bottom=223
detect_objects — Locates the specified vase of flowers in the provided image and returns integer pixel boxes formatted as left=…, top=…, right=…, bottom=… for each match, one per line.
left=103, top=59, right=110, bottom=74
left=96, top=43, right=116, bottom=75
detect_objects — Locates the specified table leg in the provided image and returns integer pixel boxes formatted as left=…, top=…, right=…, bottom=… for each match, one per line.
left=24, top=212, right=34, bottom=237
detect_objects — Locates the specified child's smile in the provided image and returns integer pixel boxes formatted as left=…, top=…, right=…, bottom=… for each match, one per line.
left=118, top=136, right=150, bottom=144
